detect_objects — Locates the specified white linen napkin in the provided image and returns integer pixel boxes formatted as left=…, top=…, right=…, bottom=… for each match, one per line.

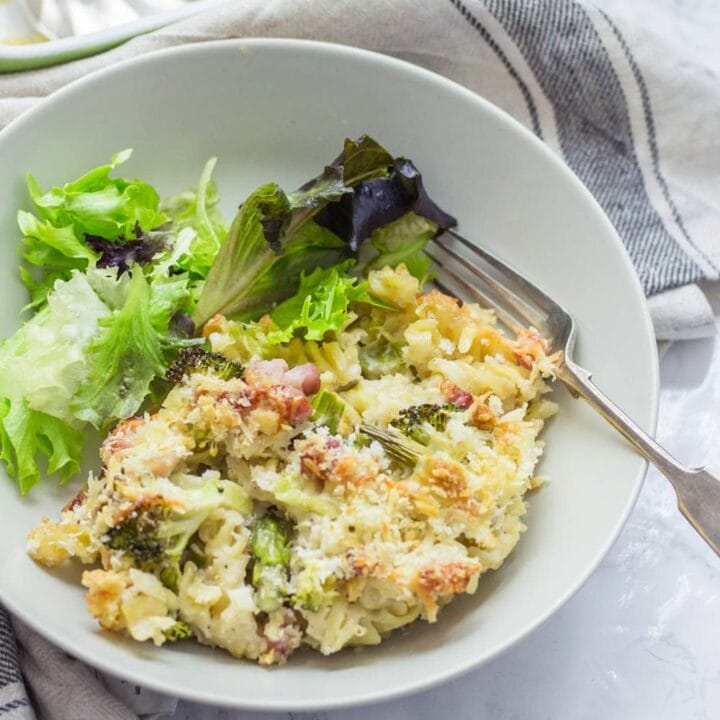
left=25, top=0, right=192, bottom=39
left=0, top=1, right=719, bottom=719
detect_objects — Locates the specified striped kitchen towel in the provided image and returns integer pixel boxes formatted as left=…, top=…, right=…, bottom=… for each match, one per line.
left=0, top=1, right=718, bottom=719
left=0, top=610, right=30, bottom=720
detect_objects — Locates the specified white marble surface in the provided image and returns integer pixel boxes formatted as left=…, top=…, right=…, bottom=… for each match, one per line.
left=146, top=336, right=719, bottom=720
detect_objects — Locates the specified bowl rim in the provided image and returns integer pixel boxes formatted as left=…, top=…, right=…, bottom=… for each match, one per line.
left=0, top=37, right=659, bottom=711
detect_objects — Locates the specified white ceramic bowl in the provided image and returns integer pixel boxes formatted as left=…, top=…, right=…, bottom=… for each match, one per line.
left=0, top=39, right=657, bottom=711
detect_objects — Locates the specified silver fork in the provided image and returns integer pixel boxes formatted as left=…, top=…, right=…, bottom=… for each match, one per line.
left=427, top=229, right=720, bottom=558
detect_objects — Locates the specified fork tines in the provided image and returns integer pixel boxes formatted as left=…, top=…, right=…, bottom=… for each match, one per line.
left=427, top=229, right=561, bottom=340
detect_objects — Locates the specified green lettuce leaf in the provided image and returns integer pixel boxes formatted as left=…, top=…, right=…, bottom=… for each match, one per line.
left=0, top=272, right=109, bottom=423
left=337, top=135, right=395, bottom=185
left=149, top=276, right=192, bottom=329
left=18, top=210, right=96, bottom=268
left=268, top=260, right=390, bottom=343
left=84, top=265, right=131, bottom=309
left=27, top=149, right=166, bottom=241
left=18, top=210, right=96, bottom=305
left=361, top=211, right=437, bottom=283
left=20, top=150, right=171, bottom=311
left=161, top=157, right=226, bottom=279
left=229, top=220, right=347, bottom=322
left=71, top=270, right=167, bottom=428
left=0, top=271, right=109, bottom=492
left=0, top=397, right=85, bottom=494
left=18, top=267, right=68, bottom=312
left=191, top=182, right=289, bottom=326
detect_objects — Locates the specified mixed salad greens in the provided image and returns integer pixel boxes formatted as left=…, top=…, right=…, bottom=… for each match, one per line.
left=0, top=135, right=455, bottom=493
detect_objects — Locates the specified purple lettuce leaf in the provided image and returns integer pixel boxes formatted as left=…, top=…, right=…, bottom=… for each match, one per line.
left=313, top=158, right=456, bottom=252
left=85, top=222, right=168, bottom=276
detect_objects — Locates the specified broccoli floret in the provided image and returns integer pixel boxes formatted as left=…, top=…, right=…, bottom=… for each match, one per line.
left=165, top=347, right=244, bottom=383
left=252, top=512, right=292, bottom=566
left=359, top=422, right=425, bottom=467
left=163, top=620, right=193, bottom=642
left=106, top=478, right=250, bottom=590
left=358, top=343, right=403, bottom=379
left=390, top=403, right=458, bottom=445
left=105, top=497, right=168, bottom=568
left=251, top=511, right=292, bottom=613
left=310, top=390, right=345, bottom=434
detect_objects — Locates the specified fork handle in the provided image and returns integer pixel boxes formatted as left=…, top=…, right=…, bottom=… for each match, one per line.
left=559, top=360, right=720, bottom=557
